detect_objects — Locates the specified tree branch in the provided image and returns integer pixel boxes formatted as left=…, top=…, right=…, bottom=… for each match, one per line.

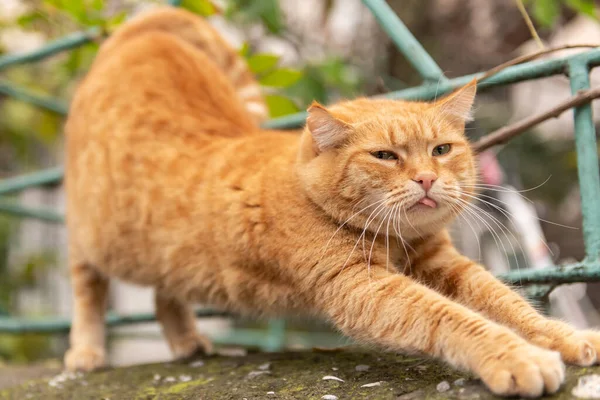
left=473, top=87, right=600, bottom=153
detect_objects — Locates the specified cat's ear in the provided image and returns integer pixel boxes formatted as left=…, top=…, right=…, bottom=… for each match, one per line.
left=435, top=79, right=477, bottom=123
left=307, top=102, right=350, bottom=152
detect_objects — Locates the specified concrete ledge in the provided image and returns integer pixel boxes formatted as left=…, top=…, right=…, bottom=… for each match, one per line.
left=1, top=348, right=599, bottom=399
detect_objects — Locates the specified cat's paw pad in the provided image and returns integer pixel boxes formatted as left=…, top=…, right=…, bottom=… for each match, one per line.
left=479, top=345, right=564, bottom=397
left=171, top=333, right=214, bottom=360
left=64, top=346, right=106, bottom=372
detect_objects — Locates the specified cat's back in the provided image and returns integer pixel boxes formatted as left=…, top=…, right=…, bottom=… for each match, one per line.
left=64, top=7, right=272, bottom=275
left=67, top=7, right=261, bottom=148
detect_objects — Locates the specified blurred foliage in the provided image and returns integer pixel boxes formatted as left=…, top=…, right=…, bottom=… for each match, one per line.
left=0, top=213, right=56, bottom=362
left=0, top=334, right=53, bottom=362
left=226, top=0, right=284, bottom=34
left=524, top=0, right=597, bottom=28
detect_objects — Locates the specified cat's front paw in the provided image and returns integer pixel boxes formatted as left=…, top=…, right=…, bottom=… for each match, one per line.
left=529, top=323, right=597, bottom=366
left=171, top=332, right=214, bottom=360
left=576, top=330, right=600, bottom=364
left=478, top=344, right=565, bottom=397
left=64, top=346, right=106, bottom=372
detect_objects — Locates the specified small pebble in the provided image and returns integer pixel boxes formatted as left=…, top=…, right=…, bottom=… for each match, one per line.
left=164, top=377, right=176, bottom=383
left=258, top=362, right=271, bottom=370
left=573, top=374, right=600, bottom=398
left=322, top=375, right=345, bottom=382
left=48, top=371, right=82, bottom=388
left=361, top=381, right=382, bottom=387
left=153, top=374, right=161, bottom=381
left=247, top=371, right=271, bottom=379
left=267, top=391, right=275, bottom=395
left=218, top=348, right=247, bottom=357
left=189, top=360, right=205, bottom=368
left=322, top=395, right=339, bottom=400
left=397, top=390, right=425, bottom=400
left=437, top=381, right=451, bottom=393
left=355, top=364, right=370, bottom=372
left=179, top=375, right=192, bottom=382
left=331, top=367, right=339, bottom=371
left=453, top=378, right=466, bottom=386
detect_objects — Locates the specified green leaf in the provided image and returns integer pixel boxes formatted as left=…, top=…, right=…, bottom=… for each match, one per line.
left=265, top=95, right=299, bottom=118
left=105, top=11, right=127, bottom=32
left=60, top=0, right=87, bottom=24
left=16, top=13, right=45, bottom=28
left=256, top=0, right=283, bottom=34
left=181, top=0, right=218, bottom=16
left=234, top=0, right=283, bottom=34
left=565, top=0, right=597, bottom=19
left=259, top=68, right=302, bottom=88
left=91, top=0, right=104, bottom=11
left=247, top=54, right=279, bottom=74
left=238, top=42, right=250, bottom=58
left=532, top=0, right=560, bottom=27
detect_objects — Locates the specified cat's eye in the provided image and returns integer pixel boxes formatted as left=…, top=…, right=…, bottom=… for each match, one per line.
left=371, top=151, right=398, bottom=160
left=432, top=144, right=451, bottom=156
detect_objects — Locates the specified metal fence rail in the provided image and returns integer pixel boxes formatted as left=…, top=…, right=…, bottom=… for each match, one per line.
left=0, top=0, right=599, bottom=349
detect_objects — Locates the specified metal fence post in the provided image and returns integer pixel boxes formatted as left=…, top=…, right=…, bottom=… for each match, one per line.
left=568, top=59, right=600, bottom=262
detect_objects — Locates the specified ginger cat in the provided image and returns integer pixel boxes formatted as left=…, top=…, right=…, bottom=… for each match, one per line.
left=64, top=7, right=600, bottom=397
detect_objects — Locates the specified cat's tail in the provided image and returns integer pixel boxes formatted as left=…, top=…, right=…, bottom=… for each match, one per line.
left=101, top=6, right=268, bottom=124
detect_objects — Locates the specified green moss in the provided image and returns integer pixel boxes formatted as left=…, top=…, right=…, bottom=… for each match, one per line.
left=163, top=377, right=214, bottom=394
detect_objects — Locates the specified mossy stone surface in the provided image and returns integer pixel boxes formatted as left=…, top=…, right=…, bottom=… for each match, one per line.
left=1, top=349, right=598, bottom=399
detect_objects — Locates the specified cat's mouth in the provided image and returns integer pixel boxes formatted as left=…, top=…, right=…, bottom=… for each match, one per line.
left=409, top=196, right=438, bottom=210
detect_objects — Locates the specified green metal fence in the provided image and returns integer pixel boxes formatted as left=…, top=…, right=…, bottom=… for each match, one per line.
left=0, top=0, right=599, bottom=350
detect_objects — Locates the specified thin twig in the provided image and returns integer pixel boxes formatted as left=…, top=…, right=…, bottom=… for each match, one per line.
left=477, top=44, right=600, bottom=83
left=473, top=87, right=600, bottom=152
left=514, top=0, right=546, bottom=50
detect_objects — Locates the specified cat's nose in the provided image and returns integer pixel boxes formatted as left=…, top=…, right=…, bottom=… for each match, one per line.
left=413, top=172, right=437, bottom=191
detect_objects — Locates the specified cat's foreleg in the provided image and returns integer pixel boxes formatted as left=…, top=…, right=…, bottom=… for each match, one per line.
left=312, top=264, right=564, bottom=397
left=155, top=292, right=213, bottom=359
left=411, top=241, right=599, bottom=366
left=64, top=262, right=109, bottom=371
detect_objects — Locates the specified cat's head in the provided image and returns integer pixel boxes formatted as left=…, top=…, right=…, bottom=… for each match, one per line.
left=297, top=80, right=478, bottom=239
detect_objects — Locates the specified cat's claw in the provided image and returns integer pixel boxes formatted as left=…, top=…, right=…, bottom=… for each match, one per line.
left=478, top=345, right=564, bottom=398
left=64, top=346, right=106, bottom=372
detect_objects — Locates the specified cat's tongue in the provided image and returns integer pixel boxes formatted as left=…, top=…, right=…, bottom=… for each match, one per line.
left=418, top=197, right=438, bottom=208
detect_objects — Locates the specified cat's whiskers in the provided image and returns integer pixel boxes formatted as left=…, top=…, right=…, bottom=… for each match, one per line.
left=449, top=195, right=522, bottom=278
left=460, top=176, right=552, bottom=200
left=337, top=201, right=388, bottom=277
left=402, top=203, right=423, bottom=240
left=361, top=201, right=391, bottom=260
left=444, top=194, right=483, bottom=262
left=393, top=204, right=413, bottom=275
left=385, top=204, right=393, bottom=273
left=367, top=207, right=395, bottom=299
left=462, top=189, right=577, bottom=230
left=455, top=189, right=556, bottom=259
left=318, top=198, right=387, bottom=262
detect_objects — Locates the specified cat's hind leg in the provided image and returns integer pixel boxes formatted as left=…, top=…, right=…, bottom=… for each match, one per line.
left=155, top=292, right=213, bottom=359
left=64, top=262, right=109, bottom=371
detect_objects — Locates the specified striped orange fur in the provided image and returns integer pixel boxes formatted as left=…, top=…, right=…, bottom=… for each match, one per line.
left=63, top=7, right=600, bottom=397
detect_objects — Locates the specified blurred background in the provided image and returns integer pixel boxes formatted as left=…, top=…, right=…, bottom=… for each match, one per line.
left=0, top=0, right=599, bottom=366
